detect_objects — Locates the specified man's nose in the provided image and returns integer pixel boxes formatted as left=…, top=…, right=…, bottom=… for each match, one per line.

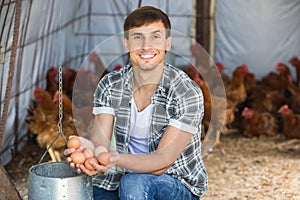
left=141, top=37, right=152, bottom=49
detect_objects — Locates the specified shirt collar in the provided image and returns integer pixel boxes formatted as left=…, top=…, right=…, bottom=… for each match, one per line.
left=124, top=64, right=133, bottom=90
left=157, top=63, right=171, bottom=96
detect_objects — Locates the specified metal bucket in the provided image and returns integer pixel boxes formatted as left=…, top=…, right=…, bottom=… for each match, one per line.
left=28, top=162, right=93, bottom=200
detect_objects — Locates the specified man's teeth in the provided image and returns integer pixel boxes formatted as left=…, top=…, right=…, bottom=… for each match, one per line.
left=140, top=54, right=155, bottom=59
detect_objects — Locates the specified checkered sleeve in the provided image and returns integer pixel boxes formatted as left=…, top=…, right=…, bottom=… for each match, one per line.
left=93, top=76, right=115, bottom=116
left=169, top=77, right=204, bottom=135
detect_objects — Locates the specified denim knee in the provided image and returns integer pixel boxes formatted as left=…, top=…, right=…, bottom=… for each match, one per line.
left=119, top=173, right=154, bottom=200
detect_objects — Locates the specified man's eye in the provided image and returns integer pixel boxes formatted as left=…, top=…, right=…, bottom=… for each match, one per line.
left=133, top=35, right=142, bottom=39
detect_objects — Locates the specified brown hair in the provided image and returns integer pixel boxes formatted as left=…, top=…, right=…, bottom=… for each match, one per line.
left=123, top=6, right=171, bottom=39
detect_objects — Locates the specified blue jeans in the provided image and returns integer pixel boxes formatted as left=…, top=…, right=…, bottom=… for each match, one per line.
left=94, top=173, right=199, bottom=200
left=93, top=186, right=119, bottom=200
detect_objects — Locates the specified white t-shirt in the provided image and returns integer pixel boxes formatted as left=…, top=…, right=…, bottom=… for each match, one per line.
left=128, top=97, right=153, bottom=154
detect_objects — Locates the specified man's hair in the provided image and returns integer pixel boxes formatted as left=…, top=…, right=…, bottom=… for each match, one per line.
left=123, top=6, right=171, bottom=39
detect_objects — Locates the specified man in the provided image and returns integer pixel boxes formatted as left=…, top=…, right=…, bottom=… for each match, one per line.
left=66, top=6, right=207, bottom=200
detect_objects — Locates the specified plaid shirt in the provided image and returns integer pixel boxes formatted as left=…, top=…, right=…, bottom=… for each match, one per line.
left=92, top=63, right=208, bottom=196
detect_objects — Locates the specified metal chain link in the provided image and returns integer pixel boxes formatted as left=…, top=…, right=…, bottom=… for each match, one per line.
left=58, top=65, right=64, bottom=135
left=57, top=65, right=68, bottom=143
left=38, top=65, right=68, bottom=163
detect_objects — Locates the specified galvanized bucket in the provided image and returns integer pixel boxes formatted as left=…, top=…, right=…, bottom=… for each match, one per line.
left=28, top=162, right=93, bottom=200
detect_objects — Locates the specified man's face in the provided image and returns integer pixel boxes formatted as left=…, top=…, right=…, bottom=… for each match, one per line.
left=123, top=21, right=171, bottom=70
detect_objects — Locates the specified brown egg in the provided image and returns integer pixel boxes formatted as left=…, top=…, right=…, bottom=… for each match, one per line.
left=70, top=152, right=86, bottom=164
left=84, top=157, right=98, bottom=171
left=83, top=148, right=94, bottom=158
left=94, top=146, right=108, bottom=157
left=97, top=152, right=110, bottom=166
left=67, top=137, right=81, bottom=149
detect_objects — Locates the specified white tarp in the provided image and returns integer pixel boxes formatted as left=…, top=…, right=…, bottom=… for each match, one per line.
left=0, top=0, right=194, bottom=164
left=214, top=0, right=300, bottom=79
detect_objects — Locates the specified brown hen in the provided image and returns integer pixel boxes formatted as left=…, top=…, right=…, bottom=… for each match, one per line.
left=289, top=56, right=300, bottom=87
left=63, top=66, right=77, bottom=99
left=226, top=64, right=249, bottom=107
left=45, top=66, right=58, bottom=98
left=27, top=88, right=77, bottom=162
left=241, top=107, right=278, bottom=137
left=285, top=79, right=300, bottom=114
left=53, top=90, right=94, bottom=138
left=278, top=105, right=300, bottom=139
left=215, top=62, right=231, bottom=88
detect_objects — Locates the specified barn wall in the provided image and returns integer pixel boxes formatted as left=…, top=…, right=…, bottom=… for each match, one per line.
left=214, top=0, right=300, bottom=79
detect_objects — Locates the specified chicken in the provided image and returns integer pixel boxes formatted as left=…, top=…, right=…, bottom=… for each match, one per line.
left=53, top=90, right=73, bottom=116
left=35, top=112, right=77, bottom=162
left=70, top=68, right=98, bottom=108
left=189, top=44, right=219, bottom=78
left=45, top=66, right=58, bottom=98
left=289, top=56, right=300, bottom=87
left=75, top=68, right=99, bottom=90
left=63, top=66, right=77, bottom=99
left=221, top=98, right=236, bottom=134
left=276, top=62, right=292, bottom=76
left=202, top=94, right=233, bottom=146
left=31, top=87, right=57, bottom=111
left=183, top=65, right=200, bottom=82
left=278, top=105, right=300, bottom=139
left=259, top=63, right=291, bottom=93
left=285, top=79, right=300, bottom=114
left=243, top=72, right=256, bottom=93
left=27, top=87, right=77, bottom=162
left=201, top=64, right=236, bottom=136
left=27, top=88, right=57, bottom=136
left=88, top=51, right=109, bottom=80
left=226, top=64, right=249, bottom=107
left=259, top=71, right=282, bottom=91
left=245, top=84, right=285, bottom=114
left=223, top=64, right=249, bottom=131
left=73, top=106, right=95, bottom=138
left=53, top=90, right=94, bottom=138
left=198, top=76, right=212, bottom=131
left=276, top=62, right=293, bottom=86
left=241, top=107, right=278, bottom=137
left=215, top=62, right=231, bottom=88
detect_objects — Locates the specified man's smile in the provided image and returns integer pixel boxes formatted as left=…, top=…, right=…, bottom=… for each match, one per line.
left=139, top=53, right=156, bottom=59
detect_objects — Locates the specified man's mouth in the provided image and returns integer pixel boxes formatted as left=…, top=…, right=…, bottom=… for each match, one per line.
left=139, top=54, right=156, bottom=59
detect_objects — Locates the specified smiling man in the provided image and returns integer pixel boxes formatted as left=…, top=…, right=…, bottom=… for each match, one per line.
left=65, top=6, right=208, bottom=200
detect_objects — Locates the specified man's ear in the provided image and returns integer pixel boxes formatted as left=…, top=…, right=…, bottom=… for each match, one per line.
left=166, top=36, right=172, bottom=51
left=123, top=38, right=129, bottom=52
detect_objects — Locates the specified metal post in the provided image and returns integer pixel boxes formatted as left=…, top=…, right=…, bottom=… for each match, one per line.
left=0, top=0, right=22, bottom=153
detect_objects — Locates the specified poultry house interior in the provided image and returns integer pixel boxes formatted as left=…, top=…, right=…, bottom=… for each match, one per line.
left=1, top=1, right=300, bottom=199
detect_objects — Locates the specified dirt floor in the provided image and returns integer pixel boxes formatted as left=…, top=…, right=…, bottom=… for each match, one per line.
left=4, top=132, right=300, bottom=200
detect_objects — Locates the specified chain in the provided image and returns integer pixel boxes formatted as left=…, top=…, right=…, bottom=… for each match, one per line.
left=57, top=64, right=68, bottom=145
left=58, top=65, right=64, bottom=135
left=38, top=65, right=67, bottom=163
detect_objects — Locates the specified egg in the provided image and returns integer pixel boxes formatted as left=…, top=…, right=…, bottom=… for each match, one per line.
left=94, top=145, right=108, bottom=157
left=84, top=157, right=98, bottom=170
left=70, top=151, right=86, bottom=164
left=83, top=148, right=94, bottom=158
left=97, top=152, right=110, bottom=166
left=67, top=137, right=81, bottom=149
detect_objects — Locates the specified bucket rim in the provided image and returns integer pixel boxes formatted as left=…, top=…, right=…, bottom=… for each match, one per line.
left=29, top=161, right=87, bottom=179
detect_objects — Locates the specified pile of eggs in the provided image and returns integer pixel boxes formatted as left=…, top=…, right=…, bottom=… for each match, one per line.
left=67, top=136, right=110, bottom=170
